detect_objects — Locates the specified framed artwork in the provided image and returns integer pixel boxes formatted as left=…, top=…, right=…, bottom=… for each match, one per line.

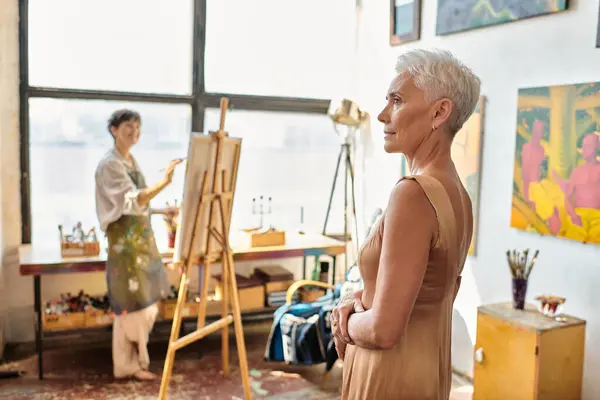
left=511, top=82, right=600, bottom=245
left=390, top=0, right=421, bottom=46
left=436, top=0, right=569, bottom=36
left=596, top=3, right=600, bottom=48
left=452, top=96, right=485, bottom=256
left=399, top=97, right=485, bottom=256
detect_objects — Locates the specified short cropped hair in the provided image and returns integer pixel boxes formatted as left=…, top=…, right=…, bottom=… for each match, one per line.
left=395, top=49, right=481, bottom=133
left=107, top=109, right=141, bottom=134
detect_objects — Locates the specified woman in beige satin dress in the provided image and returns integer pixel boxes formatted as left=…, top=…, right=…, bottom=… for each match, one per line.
left=330, top=49, right=481, bottom=400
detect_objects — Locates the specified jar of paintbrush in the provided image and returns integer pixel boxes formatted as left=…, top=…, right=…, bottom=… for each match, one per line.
left=505, top=249, right=539, bottom=310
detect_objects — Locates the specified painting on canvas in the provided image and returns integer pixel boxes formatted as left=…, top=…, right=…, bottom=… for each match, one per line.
left=511, top=82, right=600, bottom=245
left=436, top=0, right=569, bottom=36
left=173, top=132, right=242, bottom=263
left=452, top=96, right=485, bottom=256
left=399, top=97, right=485, bottom=255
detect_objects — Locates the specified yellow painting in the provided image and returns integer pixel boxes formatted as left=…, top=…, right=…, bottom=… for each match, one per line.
left=452, top=96, right=485, bottom=255
left=511, top=82, right=600, bottom=245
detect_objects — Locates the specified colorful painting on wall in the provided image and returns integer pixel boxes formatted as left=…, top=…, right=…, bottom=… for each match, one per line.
left=511, top=82, right=600, bottom=245
left=436, top=0, right=569, bottom=36
left=390, top=0, right=421, bottom=46
left=452, top=96, right=485, bottom=256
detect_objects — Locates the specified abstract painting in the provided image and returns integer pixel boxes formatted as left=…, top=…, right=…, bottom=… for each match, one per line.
left=399, top=97, right=485, bottom=255
left=452, top=96, right=485, bottom=255
left=436, top=0, right=569, bottom=36
left=390, top=0, right=421, bottom=46
left=511, top=82, right=600, bottom=245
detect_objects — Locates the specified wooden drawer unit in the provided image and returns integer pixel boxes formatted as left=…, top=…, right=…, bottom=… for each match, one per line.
left=473, top=302, right=585, bottom=400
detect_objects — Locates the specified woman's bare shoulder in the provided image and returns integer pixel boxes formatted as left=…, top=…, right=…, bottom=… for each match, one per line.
left=385, top=177, right=437, bottom=232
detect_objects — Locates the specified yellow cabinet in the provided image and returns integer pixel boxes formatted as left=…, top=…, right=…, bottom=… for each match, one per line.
left=473, top=302, right=585, bottom=400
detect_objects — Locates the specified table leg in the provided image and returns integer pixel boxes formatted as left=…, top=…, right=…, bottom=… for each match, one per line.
left=332, top=256, right=337, bottom=286
left=34, top=275, right=43, bottom=380
left=302, top=256, right=307, bottom=280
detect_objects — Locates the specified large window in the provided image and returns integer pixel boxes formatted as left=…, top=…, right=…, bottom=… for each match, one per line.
left=205, top=0, right=356, bottom=99
left=21, top=0, right=355, bottom=247
left=204, top=109, right=345, bottom=234
left=27, top=0, right=194, bottom=94
left=28, top=99, right=191, bottom=248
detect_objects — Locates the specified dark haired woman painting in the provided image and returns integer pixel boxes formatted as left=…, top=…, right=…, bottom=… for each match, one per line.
left=95, top=109, right=183, bottom=381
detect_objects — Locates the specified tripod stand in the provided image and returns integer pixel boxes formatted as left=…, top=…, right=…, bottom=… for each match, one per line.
left=322, top=131, right=360, bottom=276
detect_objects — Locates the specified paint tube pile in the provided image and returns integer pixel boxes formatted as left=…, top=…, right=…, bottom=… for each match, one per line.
left=44, top=290, right=111, bottom=315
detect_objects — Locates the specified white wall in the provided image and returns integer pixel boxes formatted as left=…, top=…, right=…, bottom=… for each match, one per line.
left=357, top=0, right=600, bottom=398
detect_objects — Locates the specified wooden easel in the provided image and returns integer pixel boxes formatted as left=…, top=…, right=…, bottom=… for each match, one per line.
left=158, top=98, right=252, bottom=400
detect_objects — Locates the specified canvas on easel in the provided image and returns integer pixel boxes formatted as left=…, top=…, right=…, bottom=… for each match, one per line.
left=173, top=132, right=241, bottom=262
left=159, top=98, right=252, bottom=400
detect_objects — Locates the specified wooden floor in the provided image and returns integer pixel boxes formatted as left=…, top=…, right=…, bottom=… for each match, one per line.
left=0, top=321, right=473, bottom=399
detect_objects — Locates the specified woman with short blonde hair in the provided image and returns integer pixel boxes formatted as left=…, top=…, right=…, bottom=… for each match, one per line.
left=330, top=49, right=481, bottom=399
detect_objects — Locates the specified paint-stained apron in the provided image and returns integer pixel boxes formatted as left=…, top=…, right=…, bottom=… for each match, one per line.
left=105, top=169, right=170, bottom=315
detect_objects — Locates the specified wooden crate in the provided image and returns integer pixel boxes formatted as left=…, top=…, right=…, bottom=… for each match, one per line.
left=473, top=302, right=586, bottom=400
left=242, top=228, right=286, bottom=247
left=61, top=241, right=100, bottom=258
left=85, top=308, right=114, bottom=328
left=215, top=285, right=265, bottom=311
left=214, top=274, right=266, bottom=311
left=265, top=279, right=294, bottom=294
left=299, top=288, right=326, bottom=303
left=159, top=299, right=199, bottom=320
left=43, top=312, right=86, bottom=332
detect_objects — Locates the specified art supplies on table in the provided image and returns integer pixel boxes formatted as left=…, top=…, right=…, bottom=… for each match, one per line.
left=59, top=222, right=100, bottom=257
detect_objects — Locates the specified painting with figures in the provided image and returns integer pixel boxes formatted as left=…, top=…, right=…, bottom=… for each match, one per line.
left=451, top=97, right=485, bottom=256
left=511, top=82, right=600, bottom=245
left=436, top=0, right=569, bottom=35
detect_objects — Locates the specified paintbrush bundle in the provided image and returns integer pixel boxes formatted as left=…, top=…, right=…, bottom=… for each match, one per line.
left=506, top=248, right=539, bottom=280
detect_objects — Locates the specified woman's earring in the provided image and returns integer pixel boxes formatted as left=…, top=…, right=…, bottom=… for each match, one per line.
left=432, top=125, right=436, bottom=132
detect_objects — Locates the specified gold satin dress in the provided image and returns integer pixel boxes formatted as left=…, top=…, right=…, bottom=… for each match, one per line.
left=342, top=175, right=469, bottom=400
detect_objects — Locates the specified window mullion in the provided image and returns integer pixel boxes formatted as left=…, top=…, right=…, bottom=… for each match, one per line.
left=192, top=0, right=207, bottom=133
left=201, top=92, right=329, bottom=114
left=20, top=0, right=32, bottom=244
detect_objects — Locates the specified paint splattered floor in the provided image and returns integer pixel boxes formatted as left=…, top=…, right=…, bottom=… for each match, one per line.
left=0, top=321, right=472, bottom=399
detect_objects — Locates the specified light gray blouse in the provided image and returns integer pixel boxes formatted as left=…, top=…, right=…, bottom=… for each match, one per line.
left=95, top=148, right=149, bottom=232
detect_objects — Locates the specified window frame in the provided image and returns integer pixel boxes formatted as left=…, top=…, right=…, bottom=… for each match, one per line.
left=18, top=0, right=331, bottom=244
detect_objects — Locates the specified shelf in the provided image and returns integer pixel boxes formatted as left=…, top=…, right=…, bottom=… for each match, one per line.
left=42, top=304, right=279, bottom=336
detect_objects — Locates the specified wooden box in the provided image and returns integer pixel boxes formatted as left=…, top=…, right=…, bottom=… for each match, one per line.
left=61, top=241, right=100, bottom=258
left=265, top=280, right=294, bottom=294
left=473, top=302, right=586, bottom=400
left=243, top=228, right=286, bottom=247
left=214, top=274, right=265, bottom=311
left=299, top=288, right=326, bottom=303
left=85, top=308, right=114, bottom=328
left=159, top=299, right=199, bottom=320
left=252, top=265, right=294, bottom=294
left=43, top=312, right=86, bottom=331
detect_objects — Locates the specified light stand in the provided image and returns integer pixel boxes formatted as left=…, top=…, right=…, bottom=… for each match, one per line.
left=322, top=99, right=367, bottom=276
